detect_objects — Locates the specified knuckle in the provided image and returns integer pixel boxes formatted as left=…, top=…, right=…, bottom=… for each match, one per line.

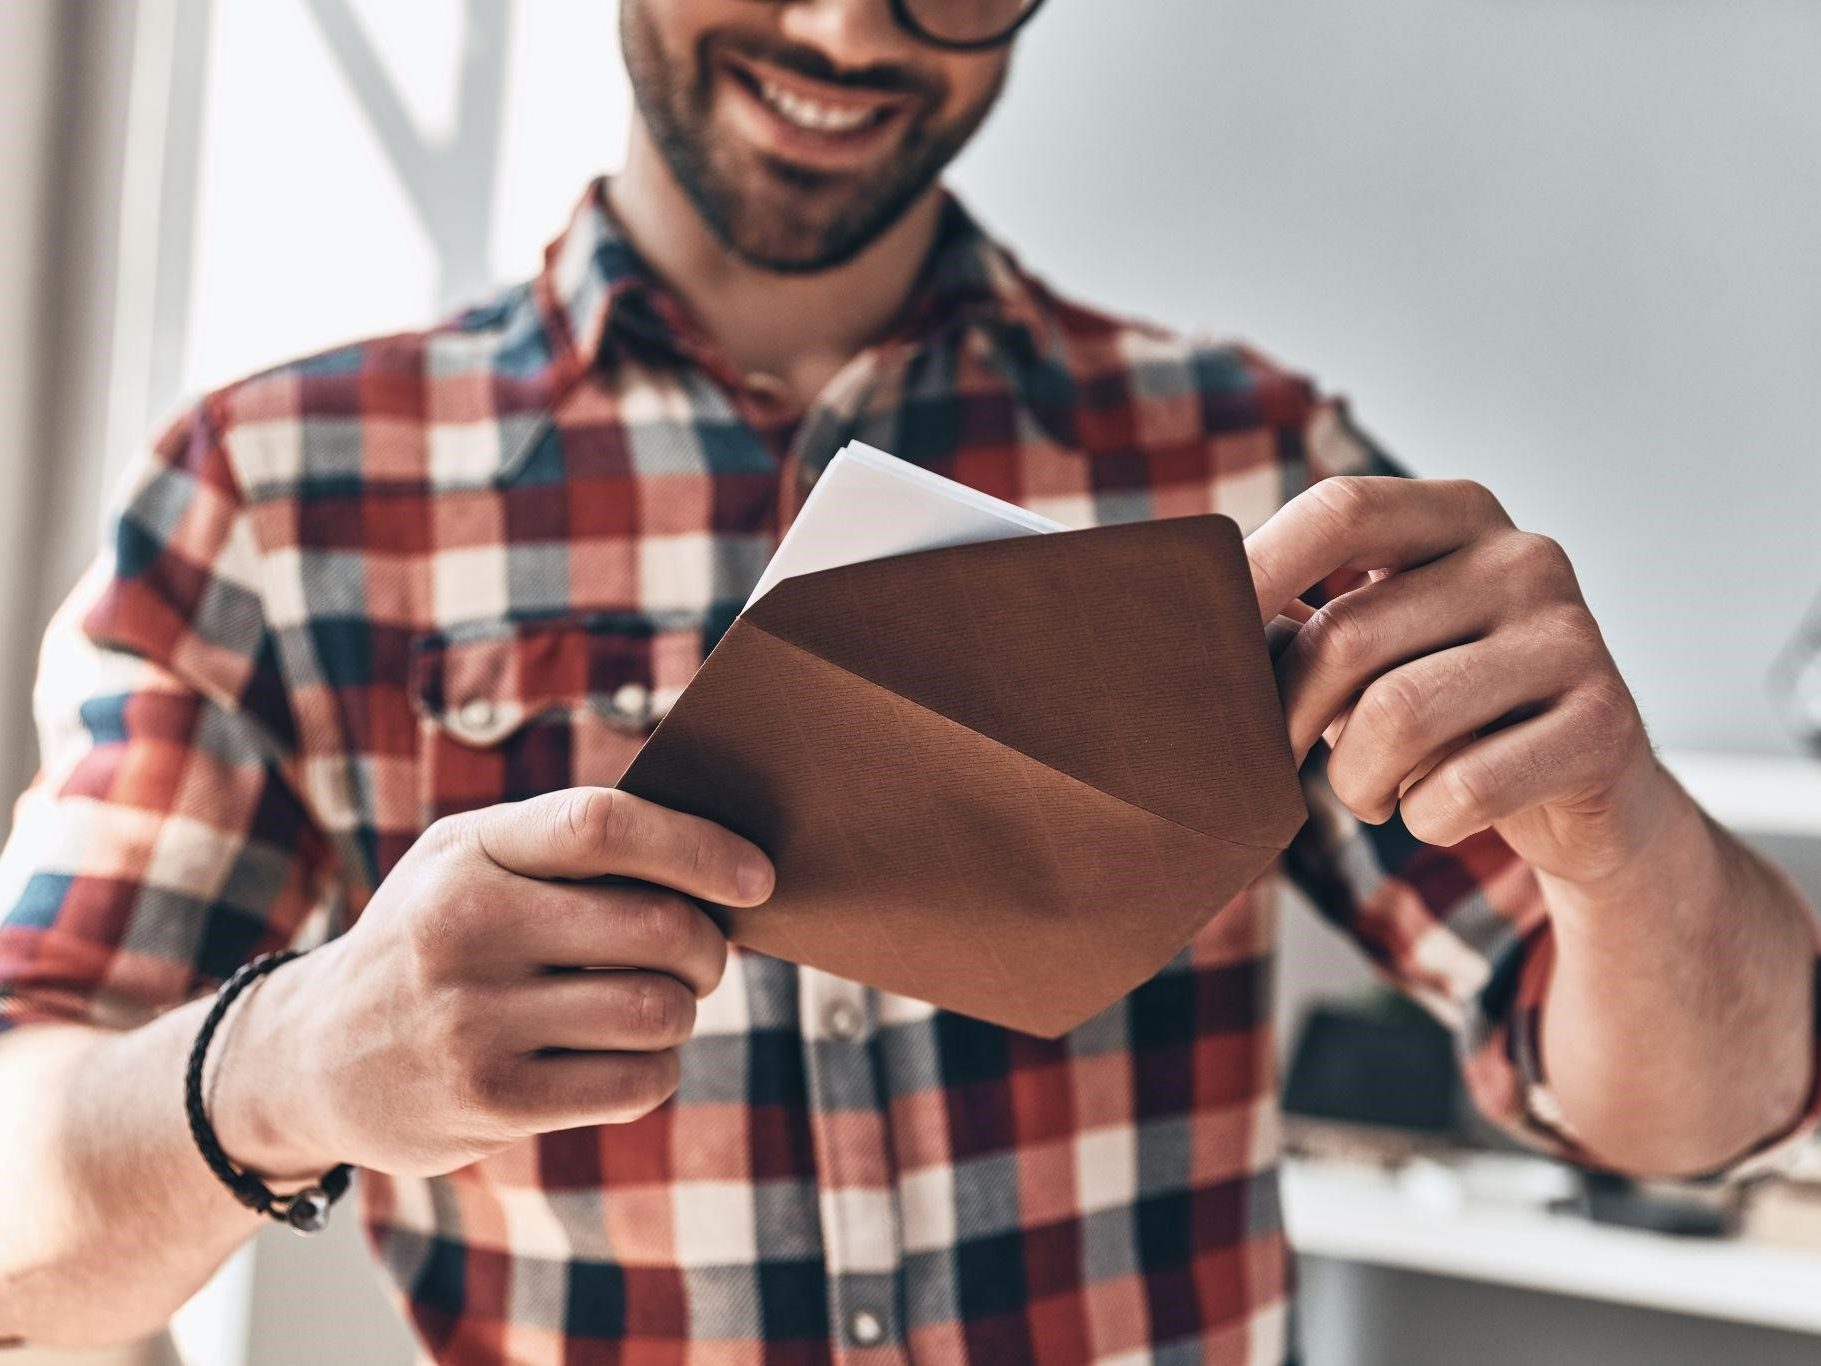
left=629, top=976, right=694, bottom=1044
left=1451, top=479, right=1508, bottom=525
left=626, top=1051, right=683, bottom=1119
left=1400, top=800, right=1453, bottom=847
left=696, top=934, right=730, bottom=998
left=1306, top=474, right=1375, bottom=529
left=559, top=786, right=619, bottom=849
left=1510, top=530, right=1575, bottom=593
left=458, top=1052, right=517, bottom=1119
left=419, top=813, right=460, bottom=854
left=1359, top=671, right=1429, bottom=745
left=420, top=812, right=481, bottom=867
left=427, top=981, right=472, bottom=1040
left=1396, top=795, right=1435, bottom=842
left=1533, top=600, right=1598, bottom=651
left=1323, top=753, right=1376, bottom=818
left=1573, top=678, right=1640, bottom=755
left=409, top=892, right=470, bottom=966
left=623, top=889, right=692, bottom=958
left=592, top=1051, right=682, bottom=1124
left=1438, top=758, right=1496, bottom=827
left=427, top=984, right=497, bottom=1068
left=1303, top=600, right=1375, bottom=673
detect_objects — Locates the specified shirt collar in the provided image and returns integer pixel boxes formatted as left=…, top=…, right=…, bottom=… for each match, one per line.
left=527, top=176, right=1060, bottom=387
left=893, top=194, right=1056, bottom=357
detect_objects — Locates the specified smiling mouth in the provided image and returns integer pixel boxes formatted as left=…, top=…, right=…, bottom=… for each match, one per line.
left=721, top=54, right=910, bottom=138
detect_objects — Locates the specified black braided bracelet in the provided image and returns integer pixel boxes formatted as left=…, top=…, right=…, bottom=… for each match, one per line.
left=184, top=949, right=352, bottom=1233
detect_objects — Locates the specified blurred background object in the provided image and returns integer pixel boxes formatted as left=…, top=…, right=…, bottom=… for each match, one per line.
left=1282, top=991, right=1462, bottom=1136
left=2, top=1, right=1818, bottom=1363
left=1771, top=587, right=1821, bottom=753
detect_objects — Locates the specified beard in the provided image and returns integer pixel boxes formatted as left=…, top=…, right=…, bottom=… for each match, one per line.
left=619, top=1, right=1005, bottom=274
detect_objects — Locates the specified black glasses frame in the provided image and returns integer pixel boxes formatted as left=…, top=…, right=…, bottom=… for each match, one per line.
left=887, top=0, right=1050, bottom=51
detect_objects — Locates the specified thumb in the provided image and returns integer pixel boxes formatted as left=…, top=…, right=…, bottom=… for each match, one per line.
left=464, top=787, right=775, bottom=907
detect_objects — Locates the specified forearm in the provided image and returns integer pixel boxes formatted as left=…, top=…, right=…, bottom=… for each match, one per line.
left=0, top=1000, right=267, bottom=1347
left=1537, top=771, right=1817, bottom=1177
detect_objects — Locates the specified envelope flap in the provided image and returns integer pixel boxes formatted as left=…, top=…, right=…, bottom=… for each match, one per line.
left=742, top=515, right=1303, bottom=848
left=620, top=617, right=1286, bottom=1036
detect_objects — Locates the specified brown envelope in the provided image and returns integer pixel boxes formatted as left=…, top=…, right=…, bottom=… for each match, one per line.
left=616, top=514, right=1306, bottom=1038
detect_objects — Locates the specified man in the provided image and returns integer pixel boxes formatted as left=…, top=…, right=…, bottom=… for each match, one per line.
left=1, top=0, right=1815, bottom=1360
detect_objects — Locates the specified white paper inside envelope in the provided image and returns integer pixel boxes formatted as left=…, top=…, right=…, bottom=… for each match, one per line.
left=743, top=440, right=1067, bottom=611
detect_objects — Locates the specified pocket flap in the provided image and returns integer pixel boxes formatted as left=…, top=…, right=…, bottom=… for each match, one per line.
left=410, top=615, right=702, bottom=748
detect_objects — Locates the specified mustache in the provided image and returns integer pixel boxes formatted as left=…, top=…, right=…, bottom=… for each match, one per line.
left=701, top=30, right=946, bottom=102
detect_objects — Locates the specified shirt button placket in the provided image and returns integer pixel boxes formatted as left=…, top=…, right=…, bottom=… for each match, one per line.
left=797, top=968, right=906, bottom=1361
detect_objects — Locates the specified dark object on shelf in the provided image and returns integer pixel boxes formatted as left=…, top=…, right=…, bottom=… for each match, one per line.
left=1560, top=1172, right=1733, bottom=1239
left=1283, top=991, right=1462, bottom=1134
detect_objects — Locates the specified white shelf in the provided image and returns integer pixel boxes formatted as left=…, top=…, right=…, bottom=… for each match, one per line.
left=1282, top=1157, right=1821, bottom=1336
left=168, top=1241, right=253, bottom=1366
left=1660, top=750, right=1821, bottom=840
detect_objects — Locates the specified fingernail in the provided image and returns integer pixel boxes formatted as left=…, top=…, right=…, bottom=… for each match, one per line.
left=737, top=854, right=773, bottom=901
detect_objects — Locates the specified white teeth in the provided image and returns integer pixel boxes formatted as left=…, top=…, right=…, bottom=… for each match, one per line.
left=756, top=79, right=879, bottom=134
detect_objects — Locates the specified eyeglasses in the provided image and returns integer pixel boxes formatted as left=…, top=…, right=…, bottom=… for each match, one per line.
left=887, top=0, right=1049, bottom=51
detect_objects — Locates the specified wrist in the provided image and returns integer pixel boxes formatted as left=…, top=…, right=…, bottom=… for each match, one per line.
left=205, top=950, right=345, bottom=1186
left=1537, top=755, right=1721, bottom=930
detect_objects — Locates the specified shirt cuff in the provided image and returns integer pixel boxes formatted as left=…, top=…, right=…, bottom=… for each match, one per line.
left=1475, top=918, right=1821, bottom=1181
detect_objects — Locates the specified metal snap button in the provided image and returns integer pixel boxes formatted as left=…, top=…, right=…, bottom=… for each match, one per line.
left=847, top=1308, right=885, bottom=1347
left=456, top=698, right=497, bottom=735
left=825, top=1001, right=863, bottom=1041
left=610, top=682, right=652, bottom=724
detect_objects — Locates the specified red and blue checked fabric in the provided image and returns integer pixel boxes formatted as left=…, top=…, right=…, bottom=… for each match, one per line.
left=0, top=177, right=1775, bottom=1363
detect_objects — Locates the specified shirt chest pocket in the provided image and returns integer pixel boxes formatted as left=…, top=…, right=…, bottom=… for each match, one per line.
left=409, top=616, right=705, bottom=825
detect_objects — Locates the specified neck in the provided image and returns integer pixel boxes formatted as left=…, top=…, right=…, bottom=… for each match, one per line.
left=608, top=123, right=942, bottom=403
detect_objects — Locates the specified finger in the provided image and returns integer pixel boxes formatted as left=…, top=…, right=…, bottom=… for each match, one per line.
left=1325, top=636, right=1566, bottom=824
left=507, top=970, right=698, bottom=1054
left=1321, top=700, right=1357, bottom=754
left=507, top=1049, right=682, bottom=1129
left=1398, top=691, right=1629, bottom=848
left=1276, top=555, right=1503, bottom=764
left=1396, top=731, right=1477, bottom=799
left=464, top=788, right=775, bottom=906
left=1264, top=599, right=1314, bottom=662
left=1246, top=477, right=1510, bottom=625
left=494, top=882, right=728, bottom=996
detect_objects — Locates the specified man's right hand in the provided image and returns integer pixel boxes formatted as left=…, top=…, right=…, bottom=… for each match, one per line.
left=213, top=788, right=775, bottom=1181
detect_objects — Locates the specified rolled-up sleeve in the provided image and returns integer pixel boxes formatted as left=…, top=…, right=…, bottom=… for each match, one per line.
left=1280, top=382, right=1821, bottom=1176
left=1286, top=750, right=1578, bottom=1156
left=1289, top=755, right=1821, bottom=1176
left=0, top=398, right=335, bottom=1034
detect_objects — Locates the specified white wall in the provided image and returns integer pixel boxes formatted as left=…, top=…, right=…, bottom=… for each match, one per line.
left=949, top=0, right=1821, bottom=756
left=0, top=1, right=61, bottom=817
left=173, top=0, right=629, bottom=404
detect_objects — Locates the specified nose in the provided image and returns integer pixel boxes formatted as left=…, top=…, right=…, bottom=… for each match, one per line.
left=771, top=0, right=921, bottom=70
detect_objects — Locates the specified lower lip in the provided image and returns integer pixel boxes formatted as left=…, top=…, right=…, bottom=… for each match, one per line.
left=716, top=58, right=910, bottom=173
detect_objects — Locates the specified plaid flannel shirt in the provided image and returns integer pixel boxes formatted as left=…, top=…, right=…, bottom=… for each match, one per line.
left=4, top=178, right=1809, bottom=1363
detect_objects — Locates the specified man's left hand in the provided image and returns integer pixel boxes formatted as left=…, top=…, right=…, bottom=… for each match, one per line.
left=1246, top=475, right=1672, bottom=886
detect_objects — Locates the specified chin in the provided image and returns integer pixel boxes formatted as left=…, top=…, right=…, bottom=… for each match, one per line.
left=727, top=228, right=868, bottom=275
left=705, top=171, right=902, bottom=274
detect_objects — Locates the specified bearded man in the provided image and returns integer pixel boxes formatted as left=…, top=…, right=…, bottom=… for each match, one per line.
left=2, top=2, right=1814, bottom=1362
